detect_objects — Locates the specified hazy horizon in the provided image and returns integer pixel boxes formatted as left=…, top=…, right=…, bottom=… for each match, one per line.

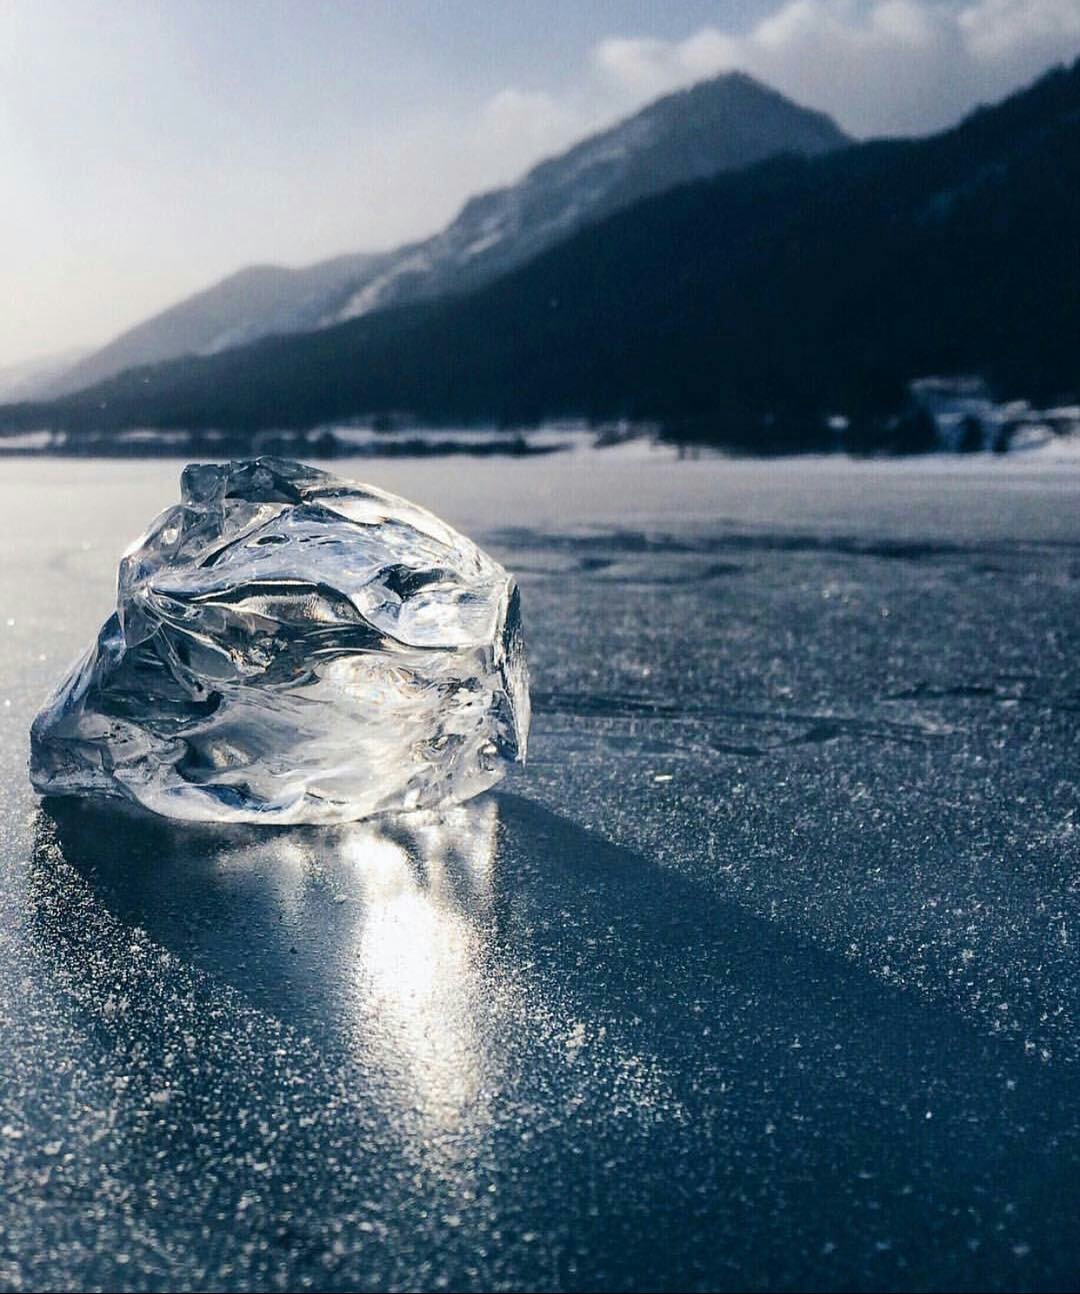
left=4, top=0, right=1079, bottom=369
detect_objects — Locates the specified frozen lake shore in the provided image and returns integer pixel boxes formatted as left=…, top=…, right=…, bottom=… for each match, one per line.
left=1, top=453, right=1078, bottom=1291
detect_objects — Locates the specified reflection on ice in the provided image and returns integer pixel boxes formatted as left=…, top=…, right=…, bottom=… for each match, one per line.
left=342, top=801, right=500, bottom=1135
left=31, top=794, right=505, bottom=1148
left=31, top=789, right=681, bottom=1190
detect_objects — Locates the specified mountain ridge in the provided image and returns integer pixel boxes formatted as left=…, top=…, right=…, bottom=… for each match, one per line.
left=40, top=72, right=848, bottom=397
left=44, top=252, right=388, bottom=398
left=7, top=60, right=1077, bottom=453
left=324, top=73, right=848, bottom=324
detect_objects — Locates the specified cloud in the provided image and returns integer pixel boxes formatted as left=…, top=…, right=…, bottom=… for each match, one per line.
left=472, top=89, right=590, bottom=183
left=588, top=0, right=1080, bottom=136
left=959, top=0, right=1080, bottom=59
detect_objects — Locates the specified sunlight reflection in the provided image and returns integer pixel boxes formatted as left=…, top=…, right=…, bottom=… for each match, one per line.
left=342, top=799, right=502, bottom=1141
left=31, top=793, right=683, bottom=1173
left=31, top=794, right=507, bottom=1150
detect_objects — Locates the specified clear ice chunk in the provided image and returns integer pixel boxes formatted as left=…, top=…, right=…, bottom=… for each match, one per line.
left=30, top=458, right=530, bottom=824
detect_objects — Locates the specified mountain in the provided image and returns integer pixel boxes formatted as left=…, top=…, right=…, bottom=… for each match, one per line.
left=43, top=253, right=386, bottom=398
left=40, top=74, right=847, bottom=397
left=323, top=73, right=848, bottom=323
left=7, top=59, right=1078, bottom=450
left=0, top=346, right=90, bottom=403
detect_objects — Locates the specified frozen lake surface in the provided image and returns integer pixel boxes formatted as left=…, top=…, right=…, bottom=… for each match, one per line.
left=1, top=452, right=1078, bottom=1291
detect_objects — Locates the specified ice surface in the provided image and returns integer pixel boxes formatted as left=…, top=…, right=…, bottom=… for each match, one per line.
left=29, top=458, right=529, bottom=823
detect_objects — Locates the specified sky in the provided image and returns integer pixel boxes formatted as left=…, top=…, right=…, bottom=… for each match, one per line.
left=2, top=0, right=1079, bottom=369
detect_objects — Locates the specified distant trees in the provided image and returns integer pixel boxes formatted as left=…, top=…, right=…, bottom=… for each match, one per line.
left=957, top=415, right=984, bottom=454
